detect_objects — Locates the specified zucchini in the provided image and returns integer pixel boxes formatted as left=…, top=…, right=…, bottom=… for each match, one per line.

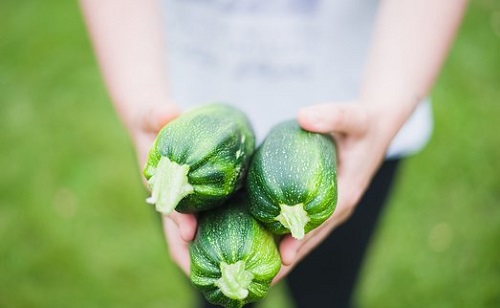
left=246, top=120, right=337, bottom=239
left=190, top=193, right=281, bottom=308
left=143, top=104, right=255, bottom=214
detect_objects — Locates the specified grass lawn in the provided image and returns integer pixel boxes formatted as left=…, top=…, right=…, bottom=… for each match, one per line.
left=1, top=1, right=499, bottom=307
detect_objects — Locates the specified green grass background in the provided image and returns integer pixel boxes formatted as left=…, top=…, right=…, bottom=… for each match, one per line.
left=1, top=1, right=499, bottom=307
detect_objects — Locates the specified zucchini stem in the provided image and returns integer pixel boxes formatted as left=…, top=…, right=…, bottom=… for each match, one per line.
left=215, top=261, right=254, bottom=300
left=276, top=203, right=310, bottom=240
left=146, top=156, right=193, bottom=214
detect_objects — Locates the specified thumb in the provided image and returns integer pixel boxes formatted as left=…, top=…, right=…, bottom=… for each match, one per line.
left=135, top=104, right=181, bottom=167
left=141, top=104, right=181, bottom=134
left=298, top=103, right=368, bottom=136
left=164, top=212, right=197, bottom=242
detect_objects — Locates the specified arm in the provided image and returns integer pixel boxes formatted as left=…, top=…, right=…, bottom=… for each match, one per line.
left=276, top=0, right=467, bottom=281
left=80, top=0, right=195, bottom=275
left=80, top=0, right=179, bottom=163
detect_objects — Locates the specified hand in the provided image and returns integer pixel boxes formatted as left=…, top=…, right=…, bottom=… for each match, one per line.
left=128, top=103, right=180, bottom=168
left=273, top=101, right=403, bottom=283
left=129, top=103, right=197, bottom=276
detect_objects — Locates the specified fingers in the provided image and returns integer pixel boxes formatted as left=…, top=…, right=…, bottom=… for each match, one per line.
left=135, top=103, right=181, bottom=178
left=273, top=231, right=328, bottom=283
left=272, top=263, right=292, bottom=285
left=298, top=103, right=368, bottom=136
left=141, top=104, right=180, bottom=134
left=273, top=236, right=300, bottom=284
left=275, top=213, right=343, bottom=283
left=163, top=216, right=191, bottom=276
left=165, top=212, right=197, bottom=242
left=279, top=236, right=301, bottom=266
left=278, top=219, right=332, bottom=266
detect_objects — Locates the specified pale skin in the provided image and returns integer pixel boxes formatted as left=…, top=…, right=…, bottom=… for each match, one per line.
left=80, top=0, right=466, bottom=284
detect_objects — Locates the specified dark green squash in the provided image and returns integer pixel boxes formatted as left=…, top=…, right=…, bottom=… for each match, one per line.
left=190, top=194, right=281, bottom=308
left=246, top=120, right=337, bottom=239
left=143, top=104, right=255, bottom=214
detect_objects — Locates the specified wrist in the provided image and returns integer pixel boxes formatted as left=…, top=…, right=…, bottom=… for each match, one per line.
left=360, top=93, right=421, bottom=151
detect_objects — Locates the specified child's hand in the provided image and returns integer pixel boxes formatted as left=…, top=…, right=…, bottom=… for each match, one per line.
left=131, top=103, right=196, bottom=276
left=274, top=101, right=402, bottom=283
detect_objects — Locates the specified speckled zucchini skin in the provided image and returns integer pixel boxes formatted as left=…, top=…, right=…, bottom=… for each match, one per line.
left=143, top=104, right=255, bottom=213
left=246, top=120, right=337, bottom=236
left=190, top=194, right=281, bottom=308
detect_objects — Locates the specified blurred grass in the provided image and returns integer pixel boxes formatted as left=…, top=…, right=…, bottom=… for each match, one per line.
left=357, top=1, right=500, bottom=307
left=0, top=1, right=499, bottom=307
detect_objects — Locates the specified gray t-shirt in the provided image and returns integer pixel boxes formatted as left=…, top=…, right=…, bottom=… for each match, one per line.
left=161, top=0, right=432, bottom=158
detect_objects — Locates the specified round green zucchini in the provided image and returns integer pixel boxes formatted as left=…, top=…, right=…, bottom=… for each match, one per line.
left=246, top=120, right=337, bottom=239
left=143, top=104, right=255, bottom=214
left=190, top=194, right=281, bottom=308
